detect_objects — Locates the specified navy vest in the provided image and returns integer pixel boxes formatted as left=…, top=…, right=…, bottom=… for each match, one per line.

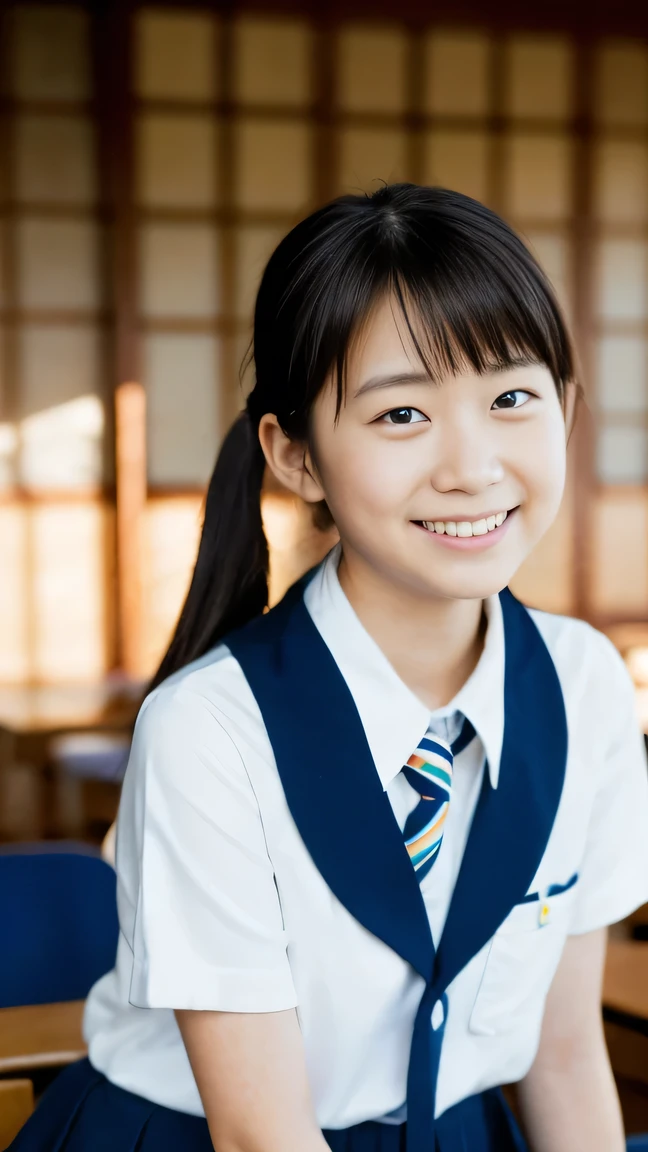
left=227, top=580, right=568, bottom=1152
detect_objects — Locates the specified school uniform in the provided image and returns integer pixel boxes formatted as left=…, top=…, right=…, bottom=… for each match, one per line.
left=12, top=544, right=648, bottom=1151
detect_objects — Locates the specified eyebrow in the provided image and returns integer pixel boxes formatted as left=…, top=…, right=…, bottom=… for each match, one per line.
left=352, top=356, right=541, bottom=399
left=353, top=370, right=433, bottom=399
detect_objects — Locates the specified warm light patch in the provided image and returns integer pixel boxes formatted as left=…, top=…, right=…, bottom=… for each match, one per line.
left=30, top=502, right=110, bottom=683
left=19, top=395, right=104, bottom=490
left=262, top=490, right=338, bottom=607
left=138, top=496, right=203, bottom=678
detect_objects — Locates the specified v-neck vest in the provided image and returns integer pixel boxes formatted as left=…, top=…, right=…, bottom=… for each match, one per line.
left=227, top=581, right=568, bottom=1152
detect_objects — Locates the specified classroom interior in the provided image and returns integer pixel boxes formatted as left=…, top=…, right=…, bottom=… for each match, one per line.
left=1, top=0, right=648, bottom=1146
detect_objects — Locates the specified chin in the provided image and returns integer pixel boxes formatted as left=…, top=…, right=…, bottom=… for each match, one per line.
left=406, top=559, right=522, bottom=603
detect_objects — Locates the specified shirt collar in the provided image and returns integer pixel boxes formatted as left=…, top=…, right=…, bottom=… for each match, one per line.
left=303, top=545, right=504, bottom=790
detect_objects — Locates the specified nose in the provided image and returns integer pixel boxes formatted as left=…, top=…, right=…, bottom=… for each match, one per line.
left=428, top=421, right=505, bottom=496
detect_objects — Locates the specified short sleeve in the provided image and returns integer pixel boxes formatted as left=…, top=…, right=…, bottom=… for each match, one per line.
left=116, top=681, right=298, bottom=1013
left=569, top=638, right=648, bottom=935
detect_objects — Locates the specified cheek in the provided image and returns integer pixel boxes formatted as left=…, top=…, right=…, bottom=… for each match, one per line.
left=519, top=413, right=567, bottom=511
left=322, top=432, right=417, bottom=517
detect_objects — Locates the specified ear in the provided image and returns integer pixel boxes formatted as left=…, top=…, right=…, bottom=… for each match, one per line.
left=258, top=414, right=325, bottom=505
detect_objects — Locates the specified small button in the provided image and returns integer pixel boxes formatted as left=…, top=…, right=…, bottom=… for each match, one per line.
left=431, top=999, right=445, bottom=1031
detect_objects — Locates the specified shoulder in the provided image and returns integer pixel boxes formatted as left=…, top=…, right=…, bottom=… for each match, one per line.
left=526, top=605, right=635, bottom=720
left=130, top=642, right=267, bottom=784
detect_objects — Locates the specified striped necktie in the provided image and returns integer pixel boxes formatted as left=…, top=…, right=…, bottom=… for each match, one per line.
left=402, top=717, right=475, bottom=882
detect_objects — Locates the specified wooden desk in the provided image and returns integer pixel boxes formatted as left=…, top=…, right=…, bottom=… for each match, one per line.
left=0, top=681, right=142, bottom=841
left=0, top=682, right=142, bottom=739
left=0, top=1001, right=86, bottom=1075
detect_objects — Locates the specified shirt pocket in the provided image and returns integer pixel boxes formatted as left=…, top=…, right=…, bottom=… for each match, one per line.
left=469, top=881, right=579, bottom=1038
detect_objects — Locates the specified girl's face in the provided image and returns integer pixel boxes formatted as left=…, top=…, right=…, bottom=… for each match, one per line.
left=306, top=294, right=569, bottom=603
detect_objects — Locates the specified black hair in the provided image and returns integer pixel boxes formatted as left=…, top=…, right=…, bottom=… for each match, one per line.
left=151, top=183, right=575, bottom=688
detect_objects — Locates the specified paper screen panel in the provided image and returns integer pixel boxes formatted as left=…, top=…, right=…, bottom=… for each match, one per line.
left=597, top=240, right=648, bottom=322
left=136, top=10, right=216, bottom=101
left=139, top=496, right=202, bottom=677
left=17, top=324, right=105, bottom=489
left=137, top=114, right=217, bottom=209
left=595, top=42, right=648, bottom=127
left=234, top=17, right=312, bottom=107
left=423, top=131, right=489, bottom=204
left=597, top=425, right=648, bottom=484
left=17, top=219, right=102, bottom=311
left=17, top=325, right=102, bottom=417
left=144, top=333, right=220, bottom=486
left=510, top=483, right=573, bottom=614
left=0, top=505, right=29, bottom=682
left=31, top=502, right=109, bottom=682
left=336, top=25, right=407, bottom=113
left=505, top=134, right=572, bottom=221
left=139, top=224, right=220, bottom=319
left=10, top=5, right=90, bottom=101
left=20, top=394, right=105, bottom=490
left=0, top=418, right=17, bottom=491
left=424, top=32, right=490, bottom=117
left=338, top=127, right=408, bottom=194
left=525, top=232, right=571, bottom=320
left=596, top=336, right=648, bottom=414
left=504, top=36, right=572, bottom=121
left=590, top=492, right=648, bottom=614
left=234, top=119, right=312, bottom=211
left=233, top=225, right=286, bottom=321
left=594, top=141, right=648, bottom=224
left=15, top=115, right=97, bottom=205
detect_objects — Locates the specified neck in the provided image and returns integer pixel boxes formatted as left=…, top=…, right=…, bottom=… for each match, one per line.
left=337, top=547, right=486, bottom=712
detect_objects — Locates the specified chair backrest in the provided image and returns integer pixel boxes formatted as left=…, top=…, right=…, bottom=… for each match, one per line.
left=0, top=843, right=119, bottom=1008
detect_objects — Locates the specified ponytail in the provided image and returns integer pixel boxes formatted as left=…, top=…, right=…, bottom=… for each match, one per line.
left=150, top=412, right=268, bottom=690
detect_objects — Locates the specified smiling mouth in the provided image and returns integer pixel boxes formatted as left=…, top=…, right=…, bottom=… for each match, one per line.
left=413, top=509, right=517, bottom=538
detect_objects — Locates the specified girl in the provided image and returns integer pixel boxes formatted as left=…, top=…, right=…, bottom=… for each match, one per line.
left=13, top=183, right=648, bottom=1152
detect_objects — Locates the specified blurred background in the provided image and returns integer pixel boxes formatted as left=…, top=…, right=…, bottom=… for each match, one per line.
left=3, top=0, right=648, bottom=843
left=3, top=2, right=648, bottom=1144
left=0, top=0, right=647, bottom=840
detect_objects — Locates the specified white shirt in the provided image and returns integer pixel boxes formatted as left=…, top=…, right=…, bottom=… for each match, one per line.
left=84, top=546, right=648, bottom=1127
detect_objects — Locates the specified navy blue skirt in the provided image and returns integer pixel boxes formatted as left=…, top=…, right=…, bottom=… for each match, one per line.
left=10, top=1058, right=526, bottom=1151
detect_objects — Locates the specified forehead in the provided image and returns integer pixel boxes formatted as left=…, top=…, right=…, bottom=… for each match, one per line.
left=348, top=294, right=423, bottom=379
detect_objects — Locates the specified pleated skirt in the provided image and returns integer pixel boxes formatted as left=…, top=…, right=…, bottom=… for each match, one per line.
left=9, top=1058, right=527, bottom=1152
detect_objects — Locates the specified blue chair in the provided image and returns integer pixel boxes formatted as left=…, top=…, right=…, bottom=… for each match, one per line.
left=0, top=842, right=119, bottom=1008
left=628, top=1138, right=648, bottom=1150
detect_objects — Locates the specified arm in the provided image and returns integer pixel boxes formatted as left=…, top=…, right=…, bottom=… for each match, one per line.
left=176, top=1008, right=330, bottom=1152
left=517, top=928, right=624, bottom=1152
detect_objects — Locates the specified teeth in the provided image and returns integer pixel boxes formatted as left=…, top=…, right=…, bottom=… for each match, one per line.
left=421, top=510, right=509, bottom=537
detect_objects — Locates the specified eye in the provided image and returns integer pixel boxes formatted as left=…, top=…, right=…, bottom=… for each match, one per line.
left=491, top=390, right=533, bottom=411
left=381, top=407, right=428, bottom=425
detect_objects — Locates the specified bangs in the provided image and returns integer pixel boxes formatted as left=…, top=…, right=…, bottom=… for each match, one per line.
left=389, top=259, right=570, bottom=393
